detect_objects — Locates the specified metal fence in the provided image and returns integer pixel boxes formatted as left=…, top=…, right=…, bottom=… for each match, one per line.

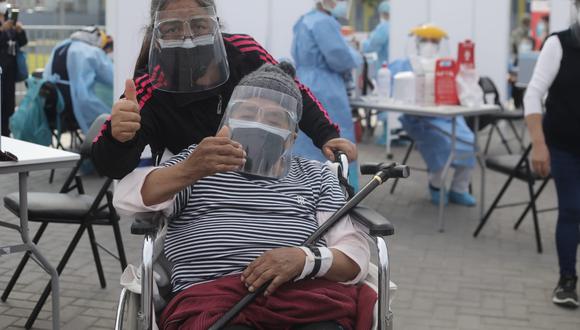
left=22, top=25, right=105, bottom=71
left=16, top=25, right=104, bottom=103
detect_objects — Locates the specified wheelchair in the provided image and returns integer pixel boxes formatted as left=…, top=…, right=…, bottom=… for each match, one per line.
left=114, top=156, right=408, bottom=330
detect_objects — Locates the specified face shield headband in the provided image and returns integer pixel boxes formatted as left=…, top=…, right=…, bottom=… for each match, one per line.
left=148, top=6, right=230, bottom=93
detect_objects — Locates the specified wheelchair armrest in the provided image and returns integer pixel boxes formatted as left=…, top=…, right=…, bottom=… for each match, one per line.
left=349, top=205, right=394, bottom=237
left=131, top=212, right=164, bottom=235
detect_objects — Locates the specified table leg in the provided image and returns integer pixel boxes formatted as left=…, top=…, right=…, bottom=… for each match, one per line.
left=386, top=115, right=393, bottom=159
left=19, top=172, right=60, bottom=329
left=438, top=118, right=456, bottom=233
left=474, top=116, right=486, bottom=221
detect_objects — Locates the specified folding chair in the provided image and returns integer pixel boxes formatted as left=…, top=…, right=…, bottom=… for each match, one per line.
left=472, top=77, right=526, bottom=155
left=30, top=70, right=83, bottom=184
left=389, top=132, right=420, bottom=194
left=1, top=114, right=127, bottom=329
left=473, top=145, right=554, bottom=253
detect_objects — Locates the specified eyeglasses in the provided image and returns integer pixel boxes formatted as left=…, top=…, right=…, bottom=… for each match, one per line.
left=155, top=17, right=218, bottom=41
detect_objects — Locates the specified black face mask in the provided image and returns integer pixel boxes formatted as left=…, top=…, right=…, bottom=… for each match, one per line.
left=156, top=44, right=219, bottom=91
left=230, top=127, right=287, bottom=179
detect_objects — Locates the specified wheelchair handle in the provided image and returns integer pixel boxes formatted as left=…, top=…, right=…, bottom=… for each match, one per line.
left=361, top=162, right=410, bottom=180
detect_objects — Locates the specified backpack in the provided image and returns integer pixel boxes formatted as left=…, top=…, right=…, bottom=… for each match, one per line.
left=9, top=76, right=64, bottom=146
left=16, top=49, right=29, bottom=83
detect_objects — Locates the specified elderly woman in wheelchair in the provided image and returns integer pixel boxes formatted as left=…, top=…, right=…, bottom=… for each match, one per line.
left=113, top=65, right=382, bottom=330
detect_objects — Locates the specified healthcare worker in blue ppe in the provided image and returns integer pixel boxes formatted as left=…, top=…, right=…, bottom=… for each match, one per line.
left=363, top=1, right=391, bottom=72
left=364, top=1, right=391, bottom=145
left=43, top=26, right=114, bottom=133
left=398, top=24, right=477, bottom=206
left=292, top=0, right=362, bottom=188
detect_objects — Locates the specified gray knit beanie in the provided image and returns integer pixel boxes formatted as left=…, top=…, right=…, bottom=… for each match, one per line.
left=237, top=64, right=303, bottom=121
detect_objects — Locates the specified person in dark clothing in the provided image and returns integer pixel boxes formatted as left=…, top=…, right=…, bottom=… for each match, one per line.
left=0, top=0, right=27, bottom=136
left=524, top=0, right=580, bottom=309
left=91, top=0, right=357, bottom=180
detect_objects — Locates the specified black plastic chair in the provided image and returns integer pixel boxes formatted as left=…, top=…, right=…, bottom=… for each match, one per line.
left=473, top=145, right=554, bottom=254
left=1, top=114, right=127, bottom=329
left=468, top=77, right=526, bottom=155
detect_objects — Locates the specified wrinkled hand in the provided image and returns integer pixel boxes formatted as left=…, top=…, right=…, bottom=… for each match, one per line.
left=322, top=138, right=358, bottom=162
left=111, top=79, right=141, bottom=143
left=531, top=142, right=550, bottom=177
left=180, top=127, right=246, bottom=181
left=241, top=247, right=306, bottom=296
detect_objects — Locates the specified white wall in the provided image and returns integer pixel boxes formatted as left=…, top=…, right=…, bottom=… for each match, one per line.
left=107, top=0, right=312, bottom=97
left=216, top=0, right=313, bottom=60
left=390, top=0, right=511, bottom=101
left=106, top=0, right=151, bottom=98
left=551, top=0, right=575, bottom=33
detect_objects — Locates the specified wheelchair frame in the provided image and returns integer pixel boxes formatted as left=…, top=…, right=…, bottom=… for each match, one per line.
left=115, top=161, right=407, bottom=330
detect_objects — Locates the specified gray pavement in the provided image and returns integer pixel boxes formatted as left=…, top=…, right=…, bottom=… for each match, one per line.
left=0, top=131, right=579, bottom=329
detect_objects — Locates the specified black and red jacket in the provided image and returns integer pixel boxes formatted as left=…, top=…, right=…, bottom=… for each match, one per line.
left=91, top=33, right=340, bottom=179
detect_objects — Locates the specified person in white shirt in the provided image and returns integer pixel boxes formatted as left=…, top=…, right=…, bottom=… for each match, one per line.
left=523, top=0, right=580, bottom=309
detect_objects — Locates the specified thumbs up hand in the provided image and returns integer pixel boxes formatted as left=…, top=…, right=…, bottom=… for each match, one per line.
left=111, top=79, right=142, bottom=143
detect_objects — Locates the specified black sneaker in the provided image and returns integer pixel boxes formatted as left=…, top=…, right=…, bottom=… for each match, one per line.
left=553, top=275, right=579, bottom=309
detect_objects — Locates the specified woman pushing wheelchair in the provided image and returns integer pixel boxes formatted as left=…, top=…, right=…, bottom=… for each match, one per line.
left=114, top=64, right=375, bottom=330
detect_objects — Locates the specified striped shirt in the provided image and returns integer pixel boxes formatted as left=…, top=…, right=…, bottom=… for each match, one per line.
left=161, top=146, right=346, bottom=292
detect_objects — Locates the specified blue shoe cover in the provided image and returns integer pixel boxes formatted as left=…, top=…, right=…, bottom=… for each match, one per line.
left=449, top=191, right=477, bottom=207
left=429, top=186, right=448, bottom=206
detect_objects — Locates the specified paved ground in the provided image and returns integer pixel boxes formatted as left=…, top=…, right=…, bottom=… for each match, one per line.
left=0, top=128, right=579, bottom=329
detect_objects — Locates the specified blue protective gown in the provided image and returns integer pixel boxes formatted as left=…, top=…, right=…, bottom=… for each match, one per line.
left=394, top=59, right=476, bottom=172
left=44, top=40, right=113, bottom=133
left=291, top=10, right=362, bottom=163
left=363, top=20, right=390, bottom=71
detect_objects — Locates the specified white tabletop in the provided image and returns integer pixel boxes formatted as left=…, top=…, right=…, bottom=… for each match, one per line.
left=350, top=96, right=501, bottom=118
left=0, top=137, right=80, bottom=174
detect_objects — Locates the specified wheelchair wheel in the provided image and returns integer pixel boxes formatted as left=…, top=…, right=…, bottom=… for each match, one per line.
left=115, top=288, right=141, bottom=330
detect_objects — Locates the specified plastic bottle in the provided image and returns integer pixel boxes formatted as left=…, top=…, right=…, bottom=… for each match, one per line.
left=376, top=63, right=392, bottom=100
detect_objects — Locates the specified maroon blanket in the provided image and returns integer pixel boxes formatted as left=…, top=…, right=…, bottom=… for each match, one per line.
left=159, top=275, right=377, bottom=330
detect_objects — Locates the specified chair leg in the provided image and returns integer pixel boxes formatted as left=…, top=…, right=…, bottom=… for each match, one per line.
left=495, top=124, right=513, bottom=155
left=508, top=120, right=526, bottom=151
left=514, top=178, right=551, bottom=230
left=24, top=225, right=86, bottom=330
left=1, top=222, right=49, bottom=302
left=484, top=124, right=495, bottom=155
left=473, top=173, right=516, bottom=237
left=525, top=177, right=543, bottom=254
left=390, top=140, right=415, bottom=194
left=111, top=218, right=128, bottom=270
left=87, top=224, right=107, bottom=289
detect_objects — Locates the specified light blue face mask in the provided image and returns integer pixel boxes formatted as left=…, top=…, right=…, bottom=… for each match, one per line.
left=331, top=2, right=348, bottom=19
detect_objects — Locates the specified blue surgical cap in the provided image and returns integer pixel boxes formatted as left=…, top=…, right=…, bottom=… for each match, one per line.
left=378, top=1, right=390, bottom=14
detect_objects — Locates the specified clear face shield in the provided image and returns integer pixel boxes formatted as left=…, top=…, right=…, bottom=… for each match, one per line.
left=148, top=6, right=230, bottom=93
left=219, top=86, right=300, bottom=179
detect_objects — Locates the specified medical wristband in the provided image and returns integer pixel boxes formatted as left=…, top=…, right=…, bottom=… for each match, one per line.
left=295, top=246, right=333, bottom=281
left=316, top=247, right=333, bottom=277
left=308, top=246, right=322, bottom=278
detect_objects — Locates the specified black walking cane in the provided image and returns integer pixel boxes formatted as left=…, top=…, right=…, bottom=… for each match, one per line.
left=208, top=162, right=410, bottom=330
